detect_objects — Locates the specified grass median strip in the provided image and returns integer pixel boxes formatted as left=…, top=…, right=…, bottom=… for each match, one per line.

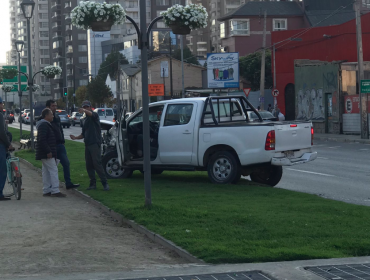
left=9, top=126, right=370, bottom=263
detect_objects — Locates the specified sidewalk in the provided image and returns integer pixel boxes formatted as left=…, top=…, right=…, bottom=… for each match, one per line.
left=315, top=133, right=370, bottom=144
left=0, top=161, right=187, bottom=279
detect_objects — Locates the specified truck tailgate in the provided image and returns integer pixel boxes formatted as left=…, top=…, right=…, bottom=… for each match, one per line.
left=274, top=122, right=312, bottom=151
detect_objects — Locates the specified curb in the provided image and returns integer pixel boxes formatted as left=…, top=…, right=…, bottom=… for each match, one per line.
left=18, top=158, right=204, bottom=264
left=315, top=136, right=370, bottom=144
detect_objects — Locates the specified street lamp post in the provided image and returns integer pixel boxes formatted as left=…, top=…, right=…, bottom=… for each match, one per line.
left=125, top=1, right=165, bottom=207
left=21, top=0, right=35, bottom=150
left=15, top=40, right=25, bottom=139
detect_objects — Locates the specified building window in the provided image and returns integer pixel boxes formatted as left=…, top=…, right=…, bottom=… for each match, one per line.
left=79, top=68, right=87, bottom=75
left=126, top=1, right=138, bottom=8
left=156, top=0, right=169, bottom=5
left=39, top=22, right=48, bottom=28
left=40, top=49, right=49, bottom=55
left=157, top=11, right=166, bottom=28
left=40, top=40, right=49, bottom=46
left=40, top=58, right=50, bottom=65
left=38, top=4, right=48, bottom=10
left=79, top=57, right=88, bottom=63
left=67, top=45, right=73, bottom=53
left=78, top=45, right=87, bottom=52
left=146, top=0, right=151, bottom=6
left=39, top=31, right=49, bottom=38
left=79, top=80, right=88, bottom=86
left=273, top=19, right=287, bottom=31
left=220, top=22, right=225, bottom=38
left=78, top=33, right=87, bottom=40
left=230, top=19, right=249, bottom=36
left=172, top=0, right=181, bottom=4
left=212, top=19, right=215, bottom=25
left=127, top=12, right=138, bottom=19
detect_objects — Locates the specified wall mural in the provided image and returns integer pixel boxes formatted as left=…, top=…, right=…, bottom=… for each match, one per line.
left=296, top=87, right=324, bottom=120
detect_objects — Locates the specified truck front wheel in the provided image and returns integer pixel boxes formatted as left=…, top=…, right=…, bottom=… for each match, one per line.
left=250, top=165, right=282, bottom=187
left=207, top=151, right=241, bottom=184
left=102, top=150, right=133, bottom=179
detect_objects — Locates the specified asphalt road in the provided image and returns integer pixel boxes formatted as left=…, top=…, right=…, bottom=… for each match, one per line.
left=8, top=119, right=84, bottom=143
left=275, top=140, right=370, bottom=206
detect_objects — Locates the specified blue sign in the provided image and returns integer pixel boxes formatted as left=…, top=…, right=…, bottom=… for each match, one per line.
left=206, top=52, right=239, bottom=89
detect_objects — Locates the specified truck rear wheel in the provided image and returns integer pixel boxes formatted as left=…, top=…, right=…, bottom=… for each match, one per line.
left=250, top=165, right=282, bottom=187
left=102, top=150, right=133, bottom=179
left=207, top=151, right=241, bottom=184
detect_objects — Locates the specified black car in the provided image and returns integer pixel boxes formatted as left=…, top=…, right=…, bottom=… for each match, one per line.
left=2, top=109, right=15, bottom=124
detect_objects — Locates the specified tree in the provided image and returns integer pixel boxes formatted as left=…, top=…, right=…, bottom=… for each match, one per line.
left=67, top=88, right=74, bottom=105
left=56, top=98, right=66, bottom=109
left=239, top=50, right=273, bottom=91
left=172, top=47, right=199, bottom=65
left=75, top=86, right=88, bottom=106
left=98, top=51, right=128, bottom=81
left=87, top=77, right=113, bottom=107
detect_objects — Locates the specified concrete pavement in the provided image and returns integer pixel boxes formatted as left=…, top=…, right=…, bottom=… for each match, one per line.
left=315, top=133, right=370, bottom=144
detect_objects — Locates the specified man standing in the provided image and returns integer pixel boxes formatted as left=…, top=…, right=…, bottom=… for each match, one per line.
left=0, top=97, right=14, bottom=201
left=70, top=100, right=109, bottom=191
left=45, top=100, right=79, bottom=189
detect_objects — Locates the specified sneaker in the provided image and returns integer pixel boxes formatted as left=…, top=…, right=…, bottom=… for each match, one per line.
left=66, top=183, right=80, bottom=190
left=0, top=197, right=11, bottom=201
left=103, top=184, right=110, bottom=191
left=51, top=192, right=67, bottom=198
left=43, top=193, right=51, bottom=197
left=86, top=185, right=97, bottom=190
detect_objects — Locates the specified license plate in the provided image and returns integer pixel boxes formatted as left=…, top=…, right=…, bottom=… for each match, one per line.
left=285, top=151, right=294, bottom=158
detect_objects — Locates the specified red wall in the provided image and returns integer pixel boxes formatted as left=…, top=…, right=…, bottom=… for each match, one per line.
left=271, top=13, right=370, bottom=115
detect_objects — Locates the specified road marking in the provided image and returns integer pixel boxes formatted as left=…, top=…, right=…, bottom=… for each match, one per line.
left=317, top=157, right=329, bottom=159
left=328, top=146, right=341, bottom=149
left=313, top=144, right=326, bottom=147
left=286, top=168, right=335, bottom=177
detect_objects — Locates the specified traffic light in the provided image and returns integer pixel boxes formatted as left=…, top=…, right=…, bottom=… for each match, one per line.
left=0, top=79, right=3, bottom=85
left=63, top=87, right=68, bottom=96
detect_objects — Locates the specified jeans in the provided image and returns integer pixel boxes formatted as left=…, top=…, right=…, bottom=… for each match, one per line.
left=0, top=144, right=6, bottom=198
left=56, top=144, right=71, bottom=186
left=41, top=158, right=60, bottom=195
left=85, top=144, right=107, bottom=186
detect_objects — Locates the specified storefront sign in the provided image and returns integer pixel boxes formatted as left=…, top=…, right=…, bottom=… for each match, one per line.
left=207, top=53, right=239, bottom=89
left=344, top=95, right=370, bottom=114
left=148, top=84, right=164, bottom=96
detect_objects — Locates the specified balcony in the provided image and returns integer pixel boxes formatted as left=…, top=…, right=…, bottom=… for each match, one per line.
left=51, top=14, right=62, bottom=21
left=52, top=25, right=62, bottom=32
left=51, top=3, right=61, bottom=11
left=197, top=41, right=207, bottom=45
left=52, top=35, right=63, bottom=41
left=197, top=47, right=207, bottom=52
left=66, top=50, right=73, bottom=57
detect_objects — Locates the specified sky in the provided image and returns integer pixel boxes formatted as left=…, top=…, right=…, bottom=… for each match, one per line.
left=0, top=1, right=11, bottom=64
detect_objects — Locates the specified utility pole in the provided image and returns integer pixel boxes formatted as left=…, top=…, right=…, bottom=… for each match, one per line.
left=273, top=44, right=277, bottom=106
left=117, top=57, right=121, bottom=115
left=355, top=0, right=369, bottom=139
left=163, top=67, right=166, bottom=96
left=259, top=10, right=267, bottom=110
left=181, top=35, right=185, bottom=98
left=169, top=35, right=173, bottom=99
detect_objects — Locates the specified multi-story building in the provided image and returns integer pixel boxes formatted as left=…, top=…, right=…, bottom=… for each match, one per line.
left=7, top=0, right=52, bottom=106
left=49, top=0, right=90, bottom=100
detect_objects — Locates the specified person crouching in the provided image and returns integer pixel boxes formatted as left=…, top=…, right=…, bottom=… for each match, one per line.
left=36, top=108, right=66, bottom=197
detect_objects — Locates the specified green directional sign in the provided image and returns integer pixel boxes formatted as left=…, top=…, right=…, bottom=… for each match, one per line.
left=361, top=80, right=370, bottom=94
left=1, top=65, right=28, bottom=92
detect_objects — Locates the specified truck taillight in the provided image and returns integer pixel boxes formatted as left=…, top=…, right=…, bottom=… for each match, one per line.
left=311, top=127, right=314, bottom=146
left=265, top=130, right=276, bottom=150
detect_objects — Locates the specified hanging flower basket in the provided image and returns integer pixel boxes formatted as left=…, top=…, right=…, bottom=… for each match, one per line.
left=71, top=1, right=126, bottom=31
left=2, top=85, right=14, bottom=92
left=26, top=84, right=40, bottom=92
left=42, top=65, right=62, bottom=79
left=161, top=4, right=208, bottom=35
left=0, top=68, right=18, bottom=80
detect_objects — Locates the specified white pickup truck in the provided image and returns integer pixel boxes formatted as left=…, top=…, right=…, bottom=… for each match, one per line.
left=101, top=96, right=317, bottom=186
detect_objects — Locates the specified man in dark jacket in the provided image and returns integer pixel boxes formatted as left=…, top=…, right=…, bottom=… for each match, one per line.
left=0, top=97, right=14, bottom=201
left=70, top=100, right=109, bottom=191
left=36, top=108, right=66, bottom=197
left=45, top=100, right=79, bottom=189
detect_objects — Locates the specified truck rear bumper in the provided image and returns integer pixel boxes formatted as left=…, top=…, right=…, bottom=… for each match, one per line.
left=271, top=152, right=317, bottom=166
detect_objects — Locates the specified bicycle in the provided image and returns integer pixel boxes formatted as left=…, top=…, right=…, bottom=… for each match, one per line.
left=3, top=148, right=22, bottom=200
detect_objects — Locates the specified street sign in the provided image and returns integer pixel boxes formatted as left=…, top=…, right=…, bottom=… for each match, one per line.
left=272, top=89, right=279, bottom=97
left=148, top=84, right=164, bottom=96
left=360, top=80, right=370, bottom=93
left=1, top=65, right=28, bottom=92
left=243, top=88, right=251, bottom=97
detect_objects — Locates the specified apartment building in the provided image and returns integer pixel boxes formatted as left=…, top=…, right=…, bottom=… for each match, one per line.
left=7, top=0, right=52, bottom=106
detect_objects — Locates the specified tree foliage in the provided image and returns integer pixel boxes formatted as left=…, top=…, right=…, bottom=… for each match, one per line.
left=239, top=50, right=272, bottom=91
left=75, top=86, right=88, bottom=106
left=172, top=47, right=199, bottom=65
left=87, top=77, right=113, bottom=107
left=56, top=98, right=66, bottom=109
left=98, top=51, right=128, bottom=81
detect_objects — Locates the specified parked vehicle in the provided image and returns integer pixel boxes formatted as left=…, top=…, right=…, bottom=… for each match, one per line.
left=24, top=112, right=31, bottom=124
left=248, top=110, right=278, bottom=122
left=100, top=96, right=317, bottom=185
left=95, top=108, right=115, bottom=122
left=70, top=112, right=82, bottom=126
left=80, top=113, right=86, bottom=127
left=125, top=112, right=133, bottom=120
left=2, top=109, right=15, bottom=124
left=56, top=110, right=71, bottom=128
left=19, top=109, right=31, bottom=123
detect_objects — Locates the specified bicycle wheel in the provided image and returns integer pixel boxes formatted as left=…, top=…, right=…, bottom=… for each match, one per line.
left=13, top=177, right=22, bottom=200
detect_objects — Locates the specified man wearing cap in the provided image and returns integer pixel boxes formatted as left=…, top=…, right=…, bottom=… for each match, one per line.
left=70, top=100, right=109, bottom=191
left=0, top=97, right=14, bottom=201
